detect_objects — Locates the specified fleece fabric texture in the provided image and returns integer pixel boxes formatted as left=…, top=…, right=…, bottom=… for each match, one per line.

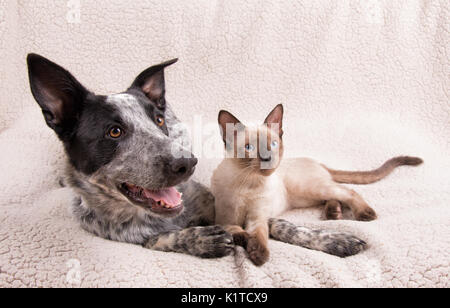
left=0, top=0, right=448, bottom=287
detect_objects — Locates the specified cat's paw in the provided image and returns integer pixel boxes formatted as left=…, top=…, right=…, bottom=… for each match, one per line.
left=324, top=200, right=343, bottom=220
left=321, top=233, right=367, bottom=258
left=233, top=231, right=250, bottom=249
left=185, top=226, right=235, bottom=259
left=355, top=207, right=377, bottom=221
left=247, top=236, right=270, bottom=266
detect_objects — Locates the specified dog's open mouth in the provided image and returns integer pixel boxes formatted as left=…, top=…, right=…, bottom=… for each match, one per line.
left=119, top=183, right=183, bottom=215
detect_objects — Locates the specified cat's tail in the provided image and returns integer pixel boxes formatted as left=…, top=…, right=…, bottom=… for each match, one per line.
left=324, top=156, right=423, bottom=185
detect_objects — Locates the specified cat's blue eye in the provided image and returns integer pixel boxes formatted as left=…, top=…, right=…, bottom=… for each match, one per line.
left=245, top=144, right=255, bottom=152
left=271, top=141, right=279, bottom=148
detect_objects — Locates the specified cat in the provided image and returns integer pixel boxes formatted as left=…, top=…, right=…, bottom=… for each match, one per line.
left=211, top=104, right=423, bottom=266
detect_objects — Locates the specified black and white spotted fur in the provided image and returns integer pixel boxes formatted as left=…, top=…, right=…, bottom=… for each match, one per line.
left=27, top=54, right=366, bottom=260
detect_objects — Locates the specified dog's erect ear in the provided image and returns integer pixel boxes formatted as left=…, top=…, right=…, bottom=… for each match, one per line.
left=264, top=104, right=284, bottom=137
left=130, top=59, right=178, bottom=110
left=218, top=110, right=242, bottom=144
left=27, top=54, right=89, bottom=138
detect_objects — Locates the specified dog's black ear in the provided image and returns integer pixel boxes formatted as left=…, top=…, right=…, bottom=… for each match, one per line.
left=27, top=54, right=89, bottom=138
left=264, top=104, right=284, bottom=138
left=130, top=59, right=178, bottom=110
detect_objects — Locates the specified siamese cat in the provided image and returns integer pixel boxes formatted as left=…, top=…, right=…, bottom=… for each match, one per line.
left=211, top=104, right=423, bottom=266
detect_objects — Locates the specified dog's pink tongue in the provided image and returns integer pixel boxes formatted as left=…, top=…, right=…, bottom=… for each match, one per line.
left=143, top=187, right=182, bottom=206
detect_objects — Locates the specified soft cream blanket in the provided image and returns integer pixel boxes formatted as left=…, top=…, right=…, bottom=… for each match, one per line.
left=0, top=0, right=448, bottom=287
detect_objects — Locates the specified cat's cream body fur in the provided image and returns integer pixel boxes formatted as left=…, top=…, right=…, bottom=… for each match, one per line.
left=212, top=105, right=423, bottom=266
left=212, top=159, right=287, bottom=228
left=212, top=158, right=339, bottom=228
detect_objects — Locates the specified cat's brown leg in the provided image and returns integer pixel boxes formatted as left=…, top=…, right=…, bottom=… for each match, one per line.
left=315, top=185, right=377, bottom=221
left=224, top=225, right=249, bottom=248
left=344, top=189, right=377, bottom=221
left=324, top=200, right=343, bottom=220
left=246, top=222, right=270, bottom=266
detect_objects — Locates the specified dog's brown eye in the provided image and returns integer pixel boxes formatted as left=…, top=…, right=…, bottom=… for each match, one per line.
left=109, top=127, right=123, bottom=139
left=156, top=116, right=165, bottom=127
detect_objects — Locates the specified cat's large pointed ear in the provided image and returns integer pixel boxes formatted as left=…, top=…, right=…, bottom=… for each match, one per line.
left=27, top=53, right=89, bottom=138
left=218, top=110, right=242, bottom=144
left=130, top=58, right=178, bottom=110
left=264, top=104, right=284, bottom=137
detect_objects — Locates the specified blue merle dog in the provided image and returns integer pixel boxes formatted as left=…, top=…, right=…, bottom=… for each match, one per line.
left=27, top=54, right=366, bottom=260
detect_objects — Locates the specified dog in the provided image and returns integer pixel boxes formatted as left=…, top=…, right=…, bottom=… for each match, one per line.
left=27, top=54, right=367, bottom=259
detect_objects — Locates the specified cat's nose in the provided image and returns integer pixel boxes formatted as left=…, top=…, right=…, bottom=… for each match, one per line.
left=260, top=157, right=271, bottom=162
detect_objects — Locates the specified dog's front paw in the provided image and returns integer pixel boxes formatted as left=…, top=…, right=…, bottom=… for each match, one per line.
left=320, top=233, right=367, bottom=258
left=187, top=226, right=235, bottom=259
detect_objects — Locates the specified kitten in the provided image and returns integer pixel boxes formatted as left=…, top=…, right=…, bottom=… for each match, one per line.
left=211, top=104, right=423, bottom=266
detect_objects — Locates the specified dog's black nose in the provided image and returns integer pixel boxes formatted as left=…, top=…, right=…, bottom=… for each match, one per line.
left=170, top=157, right=198, bottom=176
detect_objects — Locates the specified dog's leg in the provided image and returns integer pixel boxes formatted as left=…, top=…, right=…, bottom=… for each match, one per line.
left=152, top=181, right=242, bottom=258
left=144, top=226, right=234, bottom=258
left=268, top=219, right=367, bottom=258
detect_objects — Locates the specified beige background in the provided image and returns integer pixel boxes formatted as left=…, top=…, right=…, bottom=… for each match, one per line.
left=0, top=1, right=448, bottom=287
